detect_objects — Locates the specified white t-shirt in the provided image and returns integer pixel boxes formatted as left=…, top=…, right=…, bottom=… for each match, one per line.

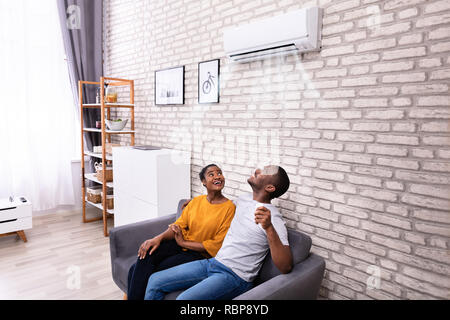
left=215, top=193, right=289, bottom=282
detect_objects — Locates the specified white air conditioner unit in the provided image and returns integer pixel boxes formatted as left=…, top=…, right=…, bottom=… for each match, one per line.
left=223, top=7, right=323, bottom=63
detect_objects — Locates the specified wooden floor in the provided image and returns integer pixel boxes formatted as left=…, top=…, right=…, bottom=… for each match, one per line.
left=0, top=208, right=123, bottom=300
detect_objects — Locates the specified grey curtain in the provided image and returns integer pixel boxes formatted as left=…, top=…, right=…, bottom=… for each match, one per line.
left=57, top=0, right=103, bottom=153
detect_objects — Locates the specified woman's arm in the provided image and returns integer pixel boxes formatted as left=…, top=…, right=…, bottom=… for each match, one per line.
left=158, top=226, right=176, bottom=241
left=171, top=224, right=208, bottom=254
left=137, top=227, right=175, bottom=259
left=178, top=239, right=207, bottom=253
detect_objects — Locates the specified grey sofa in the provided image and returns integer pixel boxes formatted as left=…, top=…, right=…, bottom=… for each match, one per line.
left=109, top=200, right=326, bottom=300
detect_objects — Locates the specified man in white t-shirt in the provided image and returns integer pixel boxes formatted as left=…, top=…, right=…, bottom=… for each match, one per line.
left=144, top=165, right=293, bottom=300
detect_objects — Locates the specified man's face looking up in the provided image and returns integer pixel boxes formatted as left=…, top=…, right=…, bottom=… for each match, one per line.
left=248, top=165, right=279, bottom=189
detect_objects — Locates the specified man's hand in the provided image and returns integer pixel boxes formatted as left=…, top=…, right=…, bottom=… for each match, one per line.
left=181, top=199, right=191, bottom=210
left=254, top=206, right=272, bottom=230
left=137, top=237, right=161, bottom=260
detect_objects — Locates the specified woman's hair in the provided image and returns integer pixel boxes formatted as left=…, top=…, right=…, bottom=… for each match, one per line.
left=199, top=163, right=220, bottom=182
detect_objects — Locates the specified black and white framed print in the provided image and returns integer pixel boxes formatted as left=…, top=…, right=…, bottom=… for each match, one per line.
left=155, top=66, right=184, bottom=105
left=198, top=59, right=219, bottom=104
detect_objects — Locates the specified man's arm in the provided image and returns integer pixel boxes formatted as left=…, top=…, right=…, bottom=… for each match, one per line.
left=265, top=225, right=293, bottom=274
left=255, top=207, right=293, bottom=274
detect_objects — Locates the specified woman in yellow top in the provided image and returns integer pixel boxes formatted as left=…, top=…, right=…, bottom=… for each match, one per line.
left=127, top=164, right=235, bottom=300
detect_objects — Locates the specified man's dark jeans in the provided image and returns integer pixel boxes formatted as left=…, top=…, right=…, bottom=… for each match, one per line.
left=127, top=239, right=204, bottom=300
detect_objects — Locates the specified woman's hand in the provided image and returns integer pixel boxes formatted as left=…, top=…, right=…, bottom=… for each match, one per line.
left=170, top=223, right=207, bottom=254
left=170, top=224, right=185, bottom=247
left=137, top=237, right=161, bottom=259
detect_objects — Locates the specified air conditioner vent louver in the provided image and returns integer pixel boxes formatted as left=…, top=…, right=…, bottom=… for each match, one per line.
left=230, top=44, right=298, bottom=59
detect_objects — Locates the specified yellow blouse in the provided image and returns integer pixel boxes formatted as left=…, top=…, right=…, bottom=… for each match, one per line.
left=174, top=195, right=235, bottom=257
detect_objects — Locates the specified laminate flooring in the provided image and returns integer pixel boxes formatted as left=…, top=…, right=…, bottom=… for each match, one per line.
left=0, top=208, right=123, bottom=300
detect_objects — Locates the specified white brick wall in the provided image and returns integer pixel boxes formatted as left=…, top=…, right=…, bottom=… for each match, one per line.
left=104, top=0, right=450, bottom=299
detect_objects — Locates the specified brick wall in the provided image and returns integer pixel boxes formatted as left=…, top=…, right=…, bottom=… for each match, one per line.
left=103, top=0, right=450, bottom=299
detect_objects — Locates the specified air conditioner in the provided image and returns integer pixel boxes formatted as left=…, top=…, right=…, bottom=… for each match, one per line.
left=223, top=7, right=323, bottom=63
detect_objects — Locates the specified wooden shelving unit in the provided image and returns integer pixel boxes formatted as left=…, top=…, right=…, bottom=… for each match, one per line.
left=78, top=77, right=135, bottom=237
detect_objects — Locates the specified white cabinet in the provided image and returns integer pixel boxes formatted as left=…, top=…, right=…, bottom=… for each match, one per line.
left=0, top=197, right=32, bottom=240
left=112, top=147, right=191, bottom=227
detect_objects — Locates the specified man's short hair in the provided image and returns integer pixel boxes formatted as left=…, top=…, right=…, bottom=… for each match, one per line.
left=270, top=166, right=290, bottom=199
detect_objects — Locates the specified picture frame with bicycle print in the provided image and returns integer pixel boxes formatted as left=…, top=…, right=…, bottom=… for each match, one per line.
left=155, top=66, right=184, bottom=105
left=198, top=59, right=219, bottom=104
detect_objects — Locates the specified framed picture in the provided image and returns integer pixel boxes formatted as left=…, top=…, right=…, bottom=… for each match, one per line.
left=198, top=59, right=220, bottom=104
left=155, top=66, right=184, bottom=105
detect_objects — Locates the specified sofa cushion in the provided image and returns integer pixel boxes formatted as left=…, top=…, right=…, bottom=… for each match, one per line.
left=253, top=229, right=312, bottom=285
left=114, top=256, right=138, bottom=293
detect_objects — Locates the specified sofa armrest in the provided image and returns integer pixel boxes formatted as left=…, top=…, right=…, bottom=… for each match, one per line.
left=234, top=253, right=325, bottom=300
left=109, top=214, right=177, bottom=262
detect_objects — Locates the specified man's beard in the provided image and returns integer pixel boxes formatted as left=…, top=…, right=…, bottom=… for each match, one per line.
left=247, top=177, right=258, bottom=191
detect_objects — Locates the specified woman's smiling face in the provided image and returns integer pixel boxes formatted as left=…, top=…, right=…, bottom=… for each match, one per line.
left=202, top=166, right=225, bottom=191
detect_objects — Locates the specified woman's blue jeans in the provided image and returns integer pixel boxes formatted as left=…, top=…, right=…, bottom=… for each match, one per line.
left=144, top=258, right=253, bottom=300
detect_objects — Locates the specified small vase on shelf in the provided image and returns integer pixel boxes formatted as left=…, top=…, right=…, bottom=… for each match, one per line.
left=105, top=84, right=117, bottom=103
